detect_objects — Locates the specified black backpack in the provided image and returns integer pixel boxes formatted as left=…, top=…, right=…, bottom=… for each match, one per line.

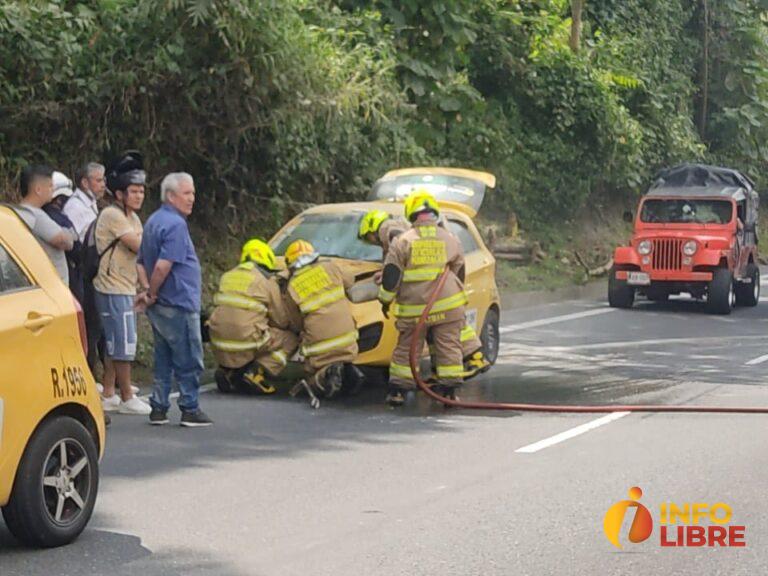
left=81, top=213, right=120, bottom=283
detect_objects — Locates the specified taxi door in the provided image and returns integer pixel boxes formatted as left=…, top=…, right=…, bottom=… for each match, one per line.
left=0, top=239, right=68, bottom=495
left=446, top=217, right=493, bottom=333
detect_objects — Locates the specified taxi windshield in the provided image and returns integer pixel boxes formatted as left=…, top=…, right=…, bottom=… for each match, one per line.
left=271, top=213, right=383, bottom=262
left=640, top=199, right=733, bottom=225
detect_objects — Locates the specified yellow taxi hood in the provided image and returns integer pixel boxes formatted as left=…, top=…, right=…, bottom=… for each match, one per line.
left=368, top=167, right=496, bottom=218
left=273, top=255, right=380, bottom=278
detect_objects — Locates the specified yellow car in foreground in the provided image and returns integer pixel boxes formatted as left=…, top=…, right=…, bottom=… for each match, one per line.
left=270, top=168, right=501, bottom=375
left=0, top=205, right=105, bottom=547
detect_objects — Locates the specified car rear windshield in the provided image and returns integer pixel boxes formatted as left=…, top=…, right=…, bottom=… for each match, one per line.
left=271, top=213, right=383, bottom=262
left=640, top=199, right=733, bottom=224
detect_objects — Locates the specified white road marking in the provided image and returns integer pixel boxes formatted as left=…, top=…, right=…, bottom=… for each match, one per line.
left=500, top=334, right=768, bottom=353
left=499, top=307, right=615, bottom=334
left=515, top=412, right=631, bottom=454
left=746, top=354, right=768, bottom=366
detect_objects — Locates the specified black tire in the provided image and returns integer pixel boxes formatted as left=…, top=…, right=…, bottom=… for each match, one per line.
left=2, top=416, right=99, bottom=548
left=214, top=368, right=234, bottom=394
left=707, top=268, right=735, bottom=315
left=608, top=268, right=635, bottom=309
left=480, top=308, right=500, bottom=366
left=735, top=263, right=760, bottom=307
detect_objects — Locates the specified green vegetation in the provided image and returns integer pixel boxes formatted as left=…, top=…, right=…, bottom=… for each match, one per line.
left=2, top=0, right=767, bottom=233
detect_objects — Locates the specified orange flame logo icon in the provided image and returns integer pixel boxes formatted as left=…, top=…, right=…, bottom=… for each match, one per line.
left=603, top=487, right=654, bottom=549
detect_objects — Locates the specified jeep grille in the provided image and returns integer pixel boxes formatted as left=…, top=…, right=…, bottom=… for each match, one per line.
left=652, top=239, right=683, bottom=271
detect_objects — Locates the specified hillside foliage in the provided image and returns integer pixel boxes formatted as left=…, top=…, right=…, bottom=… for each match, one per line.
left=2, top=0, right=767, bottom=230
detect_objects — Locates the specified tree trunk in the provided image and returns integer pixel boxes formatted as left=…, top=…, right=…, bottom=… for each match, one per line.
left=570, top=0, right=584, bottom=53
left=698, top=0, right=710, bottom=139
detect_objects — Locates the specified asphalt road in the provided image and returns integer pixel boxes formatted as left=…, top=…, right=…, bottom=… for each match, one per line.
left=3, top=281, right=768, bottom=575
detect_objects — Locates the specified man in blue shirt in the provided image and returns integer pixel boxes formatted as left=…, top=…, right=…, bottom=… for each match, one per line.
left=138, top=172, right=212, bottom=427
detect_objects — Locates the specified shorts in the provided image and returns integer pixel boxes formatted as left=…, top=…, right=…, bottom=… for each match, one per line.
left=95, top=291, right=137, bottom=361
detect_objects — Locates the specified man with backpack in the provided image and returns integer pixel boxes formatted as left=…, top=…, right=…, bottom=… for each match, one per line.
left=93, top=151, right=150, bottom=415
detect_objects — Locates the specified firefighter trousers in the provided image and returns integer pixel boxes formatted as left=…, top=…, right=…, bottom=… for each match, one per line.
left=390, top=318, right=464, bottom=391
left=256, top=327, right=299, bottom=376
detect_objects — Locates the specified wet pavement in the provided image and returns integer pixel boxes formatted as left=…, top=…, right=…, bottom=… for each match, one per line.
left=3, top=283, right=768, bottom=575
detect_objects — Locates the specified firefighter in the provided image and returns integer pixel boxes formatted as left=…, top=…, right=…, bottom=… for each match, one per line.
left=284, top=239, right=360, bottom=398
left=360, top=209, right=489, bottom=381
left=209, top=239, right=299, bottom=394
left=358, top=209, right=409, bottom=259
left=378, top=191, right=468, bottom=406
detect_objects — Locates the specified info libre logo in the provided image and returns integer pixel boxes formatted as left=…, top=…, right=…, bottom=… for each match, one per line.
left=603, top=487, right=747, bottom=549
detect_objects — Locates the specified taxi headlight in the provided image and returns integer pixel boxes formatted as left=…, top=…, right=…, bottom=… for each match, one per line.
left=683, top=241, right=698, bottom=256
left=637, top=240, right=653, bottom=256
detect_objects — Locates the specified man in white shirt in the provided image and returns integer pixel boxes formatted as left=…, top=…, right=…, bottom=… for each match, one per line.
left=64, top=162, right=106, bottom=241
left=15, top=165, right=76, bottom=284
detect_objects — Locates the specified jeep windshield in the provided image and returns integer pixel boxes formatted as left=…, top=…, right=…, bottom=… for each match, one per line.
left=271, top=213, right=383, bottom=262
left=640, top=199, right=733, bottom=225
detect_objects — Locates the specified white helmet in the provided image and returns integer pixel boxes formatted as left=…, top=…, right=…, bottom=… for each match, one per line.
left=52, top=171, right=74, bottom=199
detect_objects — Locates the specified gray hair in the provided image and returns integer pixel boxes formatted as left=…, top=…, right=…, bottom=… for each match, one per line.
left=160, top=172, right=194, bottom=202
left=75, top=162, right=104, bottom=186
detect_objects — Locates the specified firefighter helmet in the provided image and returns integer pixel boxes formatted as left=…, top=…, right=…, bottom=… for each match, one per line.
left=404, top=189, right=440, bottom=222
left=240, top=238, right=277, bottom=271
left=285, top=239, right=319, bottom=269
left=358, top=210, right=391, bottom=240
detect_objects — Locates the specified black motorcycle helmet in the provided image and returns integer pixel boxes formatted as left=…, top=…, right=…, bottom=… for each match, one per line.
left=105, top=150, right=146, bottom=194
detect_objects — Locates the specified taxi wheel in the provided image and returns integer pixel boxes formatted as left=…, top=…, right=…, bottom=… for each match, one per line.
left=2, top=416, right=99, bottom=548
left=480, top=308, right=500, bottom=366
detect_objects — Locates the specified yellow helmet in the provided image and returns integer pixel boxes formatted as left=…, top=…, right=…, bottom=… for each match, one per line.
left=404, top=189, right=440, bottom=222
left=240, top=238, right=277, bottom=270
left=358, top=210, right=390, bottom=240
left=285, top=239, right=318, bottom=269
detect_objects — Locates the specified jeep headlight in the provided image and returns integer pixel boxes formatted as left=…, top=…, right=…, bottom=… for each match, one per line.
left=683, top=240, right=698, bottom=256
left=637, top=240, right=653, bottom=255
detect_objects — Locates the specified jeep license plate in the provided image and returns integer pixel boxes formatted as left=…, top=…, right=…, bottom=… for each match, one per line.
left=627, top=272, right=651, bottom=286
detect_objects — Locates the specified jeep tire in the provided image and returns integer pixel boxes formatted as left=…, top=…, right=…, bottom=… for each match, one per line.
left=707, top=268, right=735, bottom=315
left=735, top=263, right=760, bottom=307
left=608, top=268, right=635, bottom=309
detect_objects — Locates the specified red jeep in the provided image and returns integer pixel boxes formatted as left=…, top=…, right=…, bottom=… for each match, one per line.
left=610, top=164, right=760, bottom=314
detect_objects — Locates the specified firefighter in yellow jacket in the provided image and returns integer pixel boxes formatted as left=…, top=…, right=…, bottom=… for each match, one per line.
left=378, top=191, right=468, bottom=406
left=360, top=208, right=488, bottom=383
left=284, top=239, right=360, bottom=398
left=209, top=239, right=299, bottom=394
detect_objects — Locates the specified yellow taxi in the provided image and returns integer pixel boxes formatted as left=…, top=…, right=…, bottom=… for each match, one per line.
left=270, top=168, right=501, bottom=375
left=0, top=204, right=105, bottom=547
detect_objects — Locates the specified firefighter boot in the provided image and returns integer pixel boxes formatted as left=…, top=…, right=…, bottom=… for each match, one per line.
left=463, top=350, right=490, bottom=381
left=241, top=365, right=276, bottom=395
left=385, top=386, right=406, bottom=407
left=215, top=368, right=237, bottom=394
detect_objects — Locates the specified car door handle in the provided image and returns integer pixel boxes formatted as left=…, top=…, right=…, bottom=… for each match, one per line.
left=24, top=312, right=54, bottom=331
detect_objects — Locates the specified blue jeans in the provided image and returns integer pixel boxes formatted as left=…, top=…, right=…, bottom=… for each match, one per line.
left=146, top=304, right=204, bottom=414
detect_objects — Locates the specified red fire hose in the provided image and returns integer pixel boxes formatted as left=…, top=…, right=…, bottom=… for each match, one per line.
left=408, top=269, right=768, bottom=413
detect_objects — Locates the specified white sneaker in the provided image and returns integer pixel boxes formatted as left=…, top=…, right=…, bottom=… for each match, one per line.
left=102, top=394, right=121, bottom=412
left=118, top=396, right=152, bottom=415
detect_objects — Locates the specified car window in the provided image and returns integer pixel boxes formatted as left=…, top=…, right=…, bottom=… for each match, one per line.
left=640, top=199, right=733, bottom=224
left=0, top=243, right=32, bottom=294
left=447, top=219, right=480, bottom=254
left=271, top=213, right=383, bottom=262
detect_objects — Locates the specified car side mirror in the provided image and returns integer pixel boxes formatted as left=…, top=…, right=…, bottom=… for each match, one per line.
left=623, top=211, right=634, bottom=224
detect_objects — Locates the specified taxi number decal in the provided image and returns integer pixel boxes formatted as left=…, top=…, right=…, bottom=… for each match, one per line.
left=51, top=366, right=88, bottom=399
left=411, top=240, right=447, bottom=266
left=291, top=266, right=332, bottom=300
